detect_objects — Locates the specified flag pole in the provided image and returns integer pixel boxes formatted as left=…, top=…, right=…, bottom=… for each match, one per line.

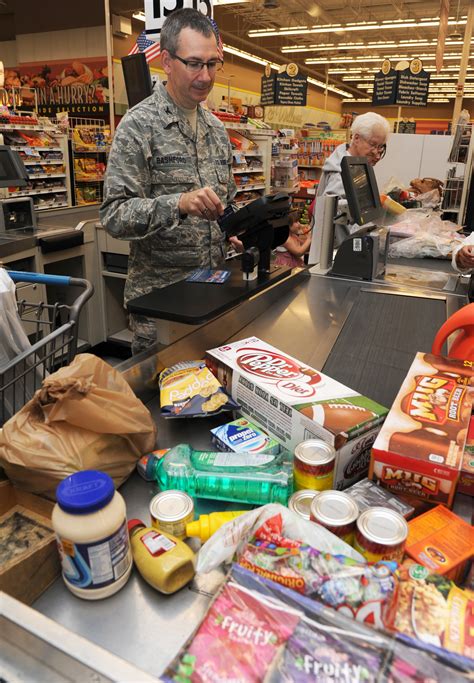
left=104, top=0, right=116, bottom=136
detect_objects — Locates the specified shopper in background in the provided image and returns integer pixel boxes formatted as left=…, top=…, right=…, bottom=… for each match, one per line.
left=100, top=8, right=236, bottom=355
left=273, top=212, right=312, bottom=268
left=452, top=235, right=474, bottom=272
left=317, top=112, right=390, bottom=197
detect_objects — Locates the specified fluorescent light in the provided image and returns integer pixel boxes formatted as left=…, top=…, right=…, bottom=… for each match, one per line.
left=281, top=38, right=471, bottom=54
left=222, top=45, right=353, bottom=97
left=213, top=0, right=250, bottom=4
left=249, top=17, right=467, bottom=38
left=223, top=44, right=278, bottom=68
left=307, top=76, right=353, bottom=97
left=305, top=53, right=466, bottom=64
left=132, top=11, right=146, bottom=22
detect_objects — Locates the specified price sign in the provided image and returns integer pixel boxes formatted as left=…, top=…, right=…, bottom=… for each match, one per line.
left=144, top=0, right=213, bottom=40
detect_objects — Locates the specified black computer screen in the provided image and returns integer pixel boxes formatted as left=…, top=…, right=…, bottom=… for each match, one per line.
left=341, top=155, right=383, bottom=225
left=0, top=146, right=28, bottom=188
left=121, top=53, right=153, bottom=108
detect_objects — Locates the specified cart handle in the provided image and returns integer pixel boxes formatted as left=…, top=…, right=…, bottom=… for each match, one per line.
left=8, top=270, right=94, bottom=324
left=9, top=271, right=72, bottom=286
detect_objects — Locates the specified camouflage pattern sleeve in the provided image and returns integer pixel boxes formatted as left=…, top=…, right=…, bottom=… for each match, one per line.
left=100, top=119, right=181, bottom=240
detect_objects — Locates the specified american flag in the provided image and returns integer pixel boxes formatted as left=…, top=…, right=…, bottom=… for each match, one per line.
left=209, top=18, right=224, bottom=62
left=128, top=30, right=161, bottom=63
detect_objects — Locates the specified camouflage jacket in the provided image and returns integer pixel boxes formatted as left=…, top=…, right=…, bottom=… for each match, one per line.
left=100, top=83, right=237, bottom=303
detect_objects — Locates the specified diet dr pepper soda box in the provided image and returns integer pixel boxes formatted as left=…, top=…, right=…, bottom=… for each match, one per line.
left=206, top=337, right=388, bottom=489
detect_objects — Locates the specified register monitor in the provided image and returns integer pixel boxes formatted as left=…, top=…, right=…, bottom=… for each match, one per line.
left=309, top=155, right=388, bottom=280
left=0, top=145, right=28, bottom=188
left=121, top=53, right=153, bottom=107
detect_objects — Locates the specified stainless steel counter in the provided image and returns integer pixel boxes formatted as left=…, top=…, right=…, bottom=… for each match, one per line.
left=33, top=267, right=472, bottom=679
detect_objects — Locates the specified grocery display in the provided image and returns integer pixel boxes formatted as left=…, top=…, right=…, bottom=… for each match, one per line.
left=0, top=109, right=71, bottom=210
left=2, top=14, right=474, bottom=681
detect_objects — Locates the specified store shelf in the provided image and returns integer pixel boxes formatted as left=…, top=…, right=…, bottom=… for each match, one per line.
left=36, top=202, right=69, bottom=210
left=235, top=184, right=266, bottom=193
left=73, top=146, right=111, bottom=153
left=0, top=123, right=42, bottom=131
left=232, top=168, right=264, bottom=174
left=298, top=164, right=323, bottom=169
left=75, top=177, right=105, bottom=183
left=11, top=145, right=62, bottom=152
left=23, top=160, right=64, bottom=166
left=27, top=173, right=66, bottom=179
left=9, top=188, right=67, bottom=197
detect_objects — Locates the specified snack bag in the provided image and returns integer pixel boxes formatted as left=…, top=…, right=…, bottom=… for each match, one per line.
left=389, top=561, right=474, bottom=659
left=237, top=513, right=397, bottom=629
left=159, top=361, right=239, bottom=418
left=169, top=580, right=299, bottom=681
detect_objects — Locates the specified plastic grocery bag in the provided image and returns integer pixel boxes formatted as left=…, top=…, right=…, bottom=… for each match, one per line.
left=0, top=353, right=157, bottom=498
left=388, top=212, right=463, bottom=259
left=0, top=269, right=43, bottom=419
left=196, top=503, right=364, bottom=575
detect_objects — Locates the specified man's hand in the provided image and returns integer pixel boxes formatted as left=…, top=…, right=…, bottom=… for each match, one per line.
left=456, top=245, right=474, bottom=271
left=179, top=187, right=224, bottom=221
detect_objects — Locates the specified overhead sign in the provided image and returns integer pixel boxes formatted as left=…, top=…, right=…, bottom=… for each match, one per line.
left=372, top=58, right=430, bottom=108
left=396, top=59, right=430, bottom=107
left=144, top=0, right=213, bottom=41
left=261, top=64, right=307, bottom=107
left=372, top=59, right=398, bottom=106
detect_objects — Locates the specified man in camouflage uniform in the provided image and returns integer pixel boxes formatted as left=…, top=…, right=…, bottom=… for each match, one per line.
left=100, top=8, right=236, bottom=354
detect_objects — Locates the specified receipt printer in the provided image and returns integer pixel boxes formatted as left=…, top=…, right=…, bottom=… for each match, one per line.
left=330, top=226, right=389, bottom=281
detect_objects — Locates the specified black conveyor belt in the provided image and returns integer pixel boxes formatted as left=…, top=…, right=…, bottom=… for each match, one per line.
left=322, top=290, right=446, bottom=408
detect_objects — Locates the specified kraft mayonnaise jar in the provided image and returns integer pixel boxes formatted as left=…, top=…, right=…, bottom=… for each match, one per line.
left=52, top=470, right=132, bottom=599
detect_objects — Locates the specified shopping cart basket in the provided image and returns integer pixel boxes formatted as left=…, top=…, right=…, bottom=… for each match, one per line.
left=0, top=271, right=94, bottom=425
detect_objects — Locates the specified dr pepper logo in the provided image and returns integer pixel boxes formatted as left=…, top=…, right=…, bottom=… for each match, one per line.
left=401, top=374, right=465, bottom=425
left=236, top=348, right=321, bottom=383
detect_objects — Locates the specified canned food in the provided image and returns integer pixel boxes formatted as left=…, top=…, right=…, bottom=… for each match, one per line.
left=310, top=490, right=359, bottom=545
left=293, top=439, right=335, bottom=492
left=354, top=506, right=408, bottom=563
left=288, top=489, right=319, bottom=521
left=150, top=490, right=194, bottom=540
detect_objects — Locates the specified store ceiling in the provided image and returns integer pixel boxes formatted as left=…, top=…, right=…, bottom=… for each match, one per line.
left=1, top=0, right=472, bottom=101
left=213, top=0, right=474, bottom=102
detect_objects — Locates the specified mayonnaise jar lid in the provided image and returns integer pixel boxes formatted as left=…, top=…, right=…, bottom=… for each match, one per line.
left=56, top=470, right=115, bottom=514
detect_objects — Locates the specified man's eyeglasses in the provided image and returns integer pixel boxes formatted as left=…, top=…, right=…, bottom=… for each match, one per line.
left=168, top=52, right=224, bottom=73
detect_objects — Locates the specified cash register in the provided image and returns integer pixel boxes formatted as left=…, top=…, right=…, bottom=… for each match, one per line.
left=309, top=155, right=389, bottom=281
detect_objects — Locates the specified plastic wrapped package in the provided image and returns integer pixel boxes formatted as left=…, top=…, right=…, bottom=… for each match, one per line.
left=164, top=563, right=471, bottom=682
left=236, top=513, right=398, bottom=630
left=195, top=503, right=364, bottom=576
left=388, top=213, right=463, bottom=259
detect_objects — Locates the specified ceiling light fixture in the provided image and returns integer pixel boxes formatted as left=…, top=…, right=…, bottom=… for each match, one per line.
left=249, top=17, right=467, bottom=38
left=281, top=38, right=471, bottom=54
left=221, top=45, right=352, bottom=97
left=305, top=52, right=466, bottom=64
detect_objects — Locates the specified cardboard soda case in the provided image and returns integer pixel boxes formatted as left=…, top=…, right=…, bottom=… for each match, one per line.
left=206, top=337, right=388, bottom=489
left=370, top=352, right=473, bottom=507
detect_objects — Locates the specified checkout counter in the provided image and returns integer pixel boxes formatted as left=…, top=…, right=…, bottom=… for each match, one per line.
left=2, top=149, right=473, bottom=680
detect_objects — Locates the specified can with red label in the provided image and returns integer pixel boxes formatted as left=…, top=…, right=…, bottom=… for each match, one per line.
left=293, top=439, right=336, bottom=492
left=354, top=506, right=408, bottom=563
left=310, top=490, right=359, bottom=545
left=288, top=489, right=320, bottom=521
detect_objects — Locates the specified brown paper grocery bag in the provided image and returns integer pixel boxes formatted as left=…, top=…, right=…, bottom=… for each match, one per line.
left=0, top=354, right=157, bottom=499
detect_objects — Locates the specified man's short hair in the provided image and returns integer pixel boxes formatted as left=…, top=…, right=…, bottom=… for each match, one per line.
left=351, top=112, right=391, bottom=139
left=161, top=8, right=216, bottom=55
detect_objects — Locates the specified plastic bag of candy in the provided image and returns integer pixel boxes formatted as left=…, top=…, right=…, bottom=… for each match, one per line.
left=237, top=513, right=398, bottom=630
left=159, top=360, right=239, bottom=418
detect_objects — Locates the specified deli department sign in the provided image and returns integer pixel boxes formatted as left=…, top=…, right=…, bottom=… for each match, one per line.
left=261, top=64, right=307, bottom=107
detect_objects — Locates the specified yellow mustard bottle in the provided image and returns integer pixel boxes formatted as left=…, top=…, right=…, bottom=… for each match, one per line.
left=127, top=519, right=195, bottom=594
left=186, top=510, right=247, bottom=543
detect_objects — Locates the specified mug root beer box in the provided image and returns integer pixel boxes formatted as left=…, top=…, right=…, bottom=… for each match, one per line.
left=370, top=352, right=473, bottom=507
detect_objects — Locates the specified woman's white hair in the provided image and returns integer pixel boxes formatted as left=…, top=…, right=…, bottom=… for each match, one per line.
left=351, top=112, right=391, bottom=139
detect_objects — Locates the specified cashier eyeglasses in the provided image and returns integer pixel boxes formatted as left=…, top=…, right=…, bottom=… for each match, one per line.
left=168, top=52, right=224, bottom=73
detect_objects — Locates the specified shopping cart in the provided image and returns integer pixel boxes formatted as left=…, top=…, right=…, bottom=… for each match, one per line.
left=0, top=271, right=94, bottom=425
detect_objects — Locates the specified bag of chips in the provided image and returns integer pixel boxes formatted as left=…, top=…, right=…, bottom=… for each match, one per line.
left=159, top=361, right=239, bottom=418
